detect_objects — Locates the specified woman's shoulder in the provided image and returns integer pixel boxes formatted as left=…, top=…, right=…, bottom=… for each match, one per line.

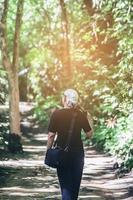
left=51, top=107, right=87, bottom=116
left=50, top=107, right=65, bottom=116
left=75, top=107, right=87, bottom=117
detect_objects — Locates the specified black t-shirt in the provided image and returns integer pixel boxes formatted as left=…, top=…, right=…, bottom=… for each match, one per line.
left=48, top=108, right=91, bottom=152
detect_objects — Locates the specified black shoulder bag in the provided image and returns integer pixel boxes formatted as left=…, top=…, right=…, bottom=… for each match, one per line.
left=44, top=112, right=77, bottom=168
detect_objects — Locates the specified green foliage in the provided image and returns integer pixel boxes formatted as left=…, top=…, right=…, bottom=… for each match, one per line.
left=0, top=0, right=132, bottom=169
left=21, top=0, right=132, bottom=170
left=92, top=112, right=133, bottom=169
left=34, top=95, right=60, bottom=125
left=0, top=112, right=9, bottom=150
left=0, top=68, right=9, bottom=150
left=87, top=0, right=133, bottom=170
left=0, top=68, right=8, bottom=104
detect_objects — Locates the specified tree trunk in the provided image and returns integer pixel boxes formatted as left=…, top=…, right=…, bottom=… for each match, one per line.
left=1, top=0, right=24, bottom=152
left=59, top=0, right=71, bottom=79
left=8, top=72, right=20, bottom=134
left=7, top=71, right=23, bottom=153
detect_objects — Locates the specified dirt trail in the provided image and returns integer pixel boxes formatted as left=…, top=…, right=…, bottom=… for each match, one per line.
left=0, top=103, right=133, bottom=200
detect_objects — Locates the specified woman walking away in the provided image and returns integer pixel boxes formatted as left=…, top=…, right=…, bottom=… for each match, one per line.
left=46, top=89, right=93, bottom=200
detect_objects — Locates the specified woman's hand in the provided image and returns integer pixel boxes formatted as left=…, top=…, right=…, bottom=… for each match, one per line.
left=85, top=130, right=93, bottom=139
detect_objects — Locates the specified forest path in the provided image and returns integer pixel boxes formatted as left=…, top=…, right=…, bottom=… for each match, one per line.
left=0, top=102, right=133, bottom=200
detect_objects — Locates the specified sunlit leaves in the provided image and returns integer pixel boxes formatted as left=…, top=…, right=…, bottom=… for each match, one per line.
left=0, top=0, right=133, bottom=167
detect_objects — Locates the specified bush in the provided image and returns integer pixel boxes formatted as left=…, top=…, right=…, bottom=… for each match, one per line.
left=0, top=112, right=9, bottom=151
left=33, top=95, right=59, bottom=125
left=92, top=112, right=133, bottom=170
left=0, top=68, right=9, bottom=151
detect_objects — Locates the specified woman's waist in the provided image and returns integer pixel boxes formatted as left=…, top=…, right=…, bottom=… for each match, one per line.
left=56, top=143, right=84, bottom=154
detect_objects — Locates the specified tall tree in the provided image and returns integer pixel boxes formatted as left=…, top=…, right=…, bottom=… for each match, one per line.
left=59, top=0, right=71, bottom=79
left=0, top=0, right=24, bottom=152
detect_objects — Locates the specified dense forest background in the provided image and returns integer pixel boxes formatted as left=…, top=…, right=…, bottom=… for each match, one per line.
left=0, top=0, right=133, bottom=170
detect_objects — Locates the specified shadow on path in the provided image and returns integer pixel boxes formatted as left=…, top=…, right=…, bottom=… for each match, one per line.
left=0, top=102, right=133, bottom=200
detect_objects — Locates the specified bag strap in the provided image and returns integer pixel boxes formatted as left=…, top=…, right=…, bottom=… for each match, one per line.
left=64, top=111, right=77, bottom=151
left=53, top=111, right=77, bottom=150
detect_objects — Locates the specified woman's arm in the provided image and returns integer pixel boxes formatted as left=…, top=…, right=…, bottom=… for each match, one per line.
left=46, top=132, right=56, bottom=150
left=82, top=111, right=93, bottom=139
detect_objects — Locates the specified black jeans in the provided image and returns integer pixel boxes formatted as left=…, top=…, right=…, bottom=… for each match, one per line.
left=57, top=151, right=84, bottom=200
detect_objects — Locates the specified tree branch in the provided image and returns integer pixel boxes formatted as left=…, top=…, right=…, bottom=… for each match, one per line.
left=0, top=0, right=12, bottom=72
left=12, top=0, right=24, bottom=73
